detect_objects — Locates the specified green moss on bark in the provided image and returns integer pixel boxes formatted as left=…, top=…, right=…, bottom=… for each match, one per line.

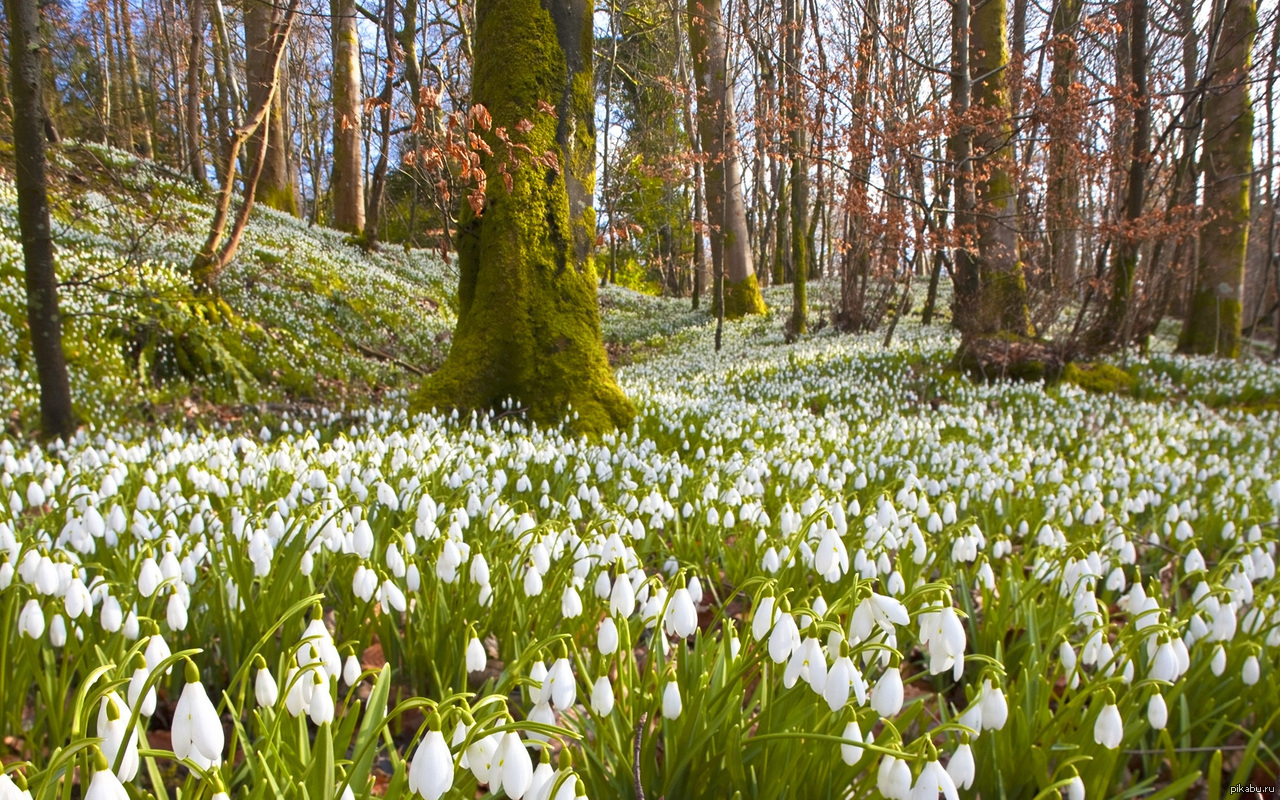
left=410, top=0, right=633, bottom=436
left=721, top=274, right=767, bottom=319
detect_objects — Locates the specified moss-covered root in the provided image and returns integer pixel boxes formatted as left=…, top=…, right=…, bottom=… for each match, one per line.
left=410, top=0, right=633, bottom=437
left=722, top=273, right=767, bottom=319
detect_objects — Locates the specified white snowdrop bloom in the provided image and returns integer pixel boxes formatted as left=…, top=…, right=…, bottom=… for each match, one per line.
left=96, top=693, right=140, bottom=781
left=284, top=667, right=312, bottom=717
left=529, top=661, right=549, bottom=705
left=762, top=546, right=781, bottom=573
left=300, top=618, right=342, bottom=679
left=470, top=553, right=490, bottom=587
left=0, top=774, right=32, bottom=800
left=878, top=756, right=913, bottom=800
left=465, top=731, right=502, bottom=788
left=1149, top=639, right=1179, bottom=683
left=840, top=719, right=864, bottom=765
left=84, top=769, right=128, bottom=800
left=1243, top=654, right=1260, bottom=685
left=946, top=741, right=975, bottom=789
left=662, top=680, right=683, bottom=719
left=919, top=606, right=966, bottom=680
left=870, top=666, right=904, bottom=718
left=561, top=584, right=583, bottom=618
left=980, top=679, right=1008, bottom=730
left=824, top=652, right=863, bottom=711
left=48, top=614, right=67, bottom=647
left=255, top=664, right=279, bottom=708
left=128, top=661, right=157, bottom=716
left=526, top=701, right=556, bottom=744
left=496, top=733, right=533, bottom=799
left=1093, top=700, right=1123, bottom=749
left=308, top=671, right=335, bottom=725
left=166, top=592, right=188, bottom=631
left=100, top=596, right=123, bottom=632
left=1147, top=693, right=1167, bottom=730
left=597, top=616, right=619, bottom=655
left=665, top=588, right=698, bottom=639
left=1211, top=645, right=1227, bottom=676
left=26, top=481, right=45, bottom=508
left=591, top=676, right=615, bottom=715
left=547, top=657, right=576, bottom=710
left=379, top=579, right=407, bottom=613
left=911, top=758, right=960, bottom=800
left=407, top=729, right=455, bottom=800
left=343, top=654, right=362, bottom=686
left=172, top=665, right=224, bottom=768
left=18, top=600, right=44, bottom=639
left=610, top=573, right=636, bottom=617
left=466, top=636, right=487, bottom=674
left=768, top=611, right=800, bottom=664
left=1066, top=775, right=1086, bottom=800
left=137, top=557, right=163, bottom=597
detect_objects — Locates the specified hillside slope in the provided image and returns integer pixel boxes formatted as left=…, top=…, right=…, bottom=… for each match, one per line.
left=0, top=142, right=457, bottom=431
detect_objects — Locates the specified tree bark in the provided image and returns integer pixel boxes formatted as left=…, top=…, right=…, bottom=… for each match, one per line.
left=6, top=0, right=77, bottom=438
left=410, top=0, right=633, bottom=434
left=687, top=0, right=765, bottom=317
left=785, top=0, right=807, bottom=337
left=245, top=0, right=297, bottom=215
left=1044, top=0, right=1083, bottom=291
left=949, top=0, right=979, bottom=333
left=118, top=0, right=153, bottom=157
left=1179, top=0, right=1257, bottom=357
left=330, top=0, right=365, bottom=234
left=970, top=0, right=1032, bottom=335
left=186, top=0, right=208, bottom=186
left=836, top=0, right=876, bottom=332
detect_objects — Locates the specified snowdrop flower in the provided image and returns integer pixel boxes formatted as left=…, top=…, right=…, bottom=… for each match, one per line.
left=591, top=676, right=614, bottom=715
left=877, top=755, right=912, bottom=800
left=911, top=757, right=960, bottom=800
left=465, top=731, right=503, bottom=789
left=839, top=718, right=864, bottom=765
left=1147, top=693, right=1167, bottom=730
left=84, top=763, right=128, bottom=800
left=1210, top=645, right=1227, bottom=676
left=172, top=661, right=224, bottom=769
left=166, top=592, right=188, bottom=631
left=96, top=693, right=140, bottom=781
left=0, top=774, right=32, bottom=800
left=408, top=728, right=455, bottom=800
left=561, top=584, right=583, bottom=618
left=254, top=657, right=279, bottom=707
left=18, top=600, right=43, bottom=639
left=752, top=595, right=777, bottom=641
left=946, top=739, right=975, bottom=789
left=547, top=657, right=575, bottom=710
left=598, top=616, right=619, bottom=655
left=1243, top=654, right=1260, bottom=685
left=665, top=587, right=697, bottom=639
left=467, top=635, right=487, bottom=674
left=1093, top=693, right=1123, bottom=749
left=1066, top=775, right=1086, bottom=800
left=662, top=680, right=683, bottom=719
left=127, top=658, right=157, bottom=717
left=498, top=732, right=533, bottom=798
left=870, top=664, right=904, bottom=718
left=980, top=679, right=1008, bottom=731
left=137, top=557, right=163, bottom=598
left=767, top=608, right=800, bottom=664
left=825, top=645, right=866, bottom=711
left=309, top=672, right=335, bottom=725
left=343, top=653, right=362, bottom=686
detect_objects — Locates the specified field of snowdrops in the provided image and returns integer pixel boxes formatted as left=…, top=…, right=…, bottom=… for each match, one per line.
left=2, top=301, right=1279, bottom=799
left=3, top=146, right=1280, bottom=800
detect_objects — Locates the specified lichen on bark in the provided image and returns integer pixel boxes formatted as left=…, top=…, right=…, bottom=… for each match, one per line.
left=410, top=0, right=633, bottom=435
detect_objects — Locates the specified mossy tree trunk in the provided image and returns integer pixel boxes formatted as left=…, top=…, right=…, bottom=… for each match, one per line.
left=970, top=0, right=1032, bottom=336
left=411, top=0, right=633, bottom=435
left=948, top=0, right=980, bottom=334
left=687, top=0, right=765, bottom=318
left=1178, top=0, right=1256, bottom=357
left=245, top=0, right=297, bottom=216
left=7, top=0, right=76, bottom=438
left=330, top=0, right=364, bottom=234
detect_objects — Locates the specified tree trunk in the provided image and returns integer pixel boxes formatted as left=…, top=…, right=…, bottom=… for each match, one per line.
left=410, top=0, right=633, bottom=435
left=186, top=0, right=208, bottom=186
left=330, top=0, right=365, bottom=234
left=364, top=0, right=396, bottom=247
left=6, top=0, right=76, bottom=438
left=118, top=0, right=153, bottom=157
left=1088, top=0, right=1148, bottom=352
left=675, top=0, right=707, bottom=309
left=245, top=0, right=297, bottom=215
left=970, top=0, right=1032, bottom=335
left=836, top=0, right=876, bottom=332
left=687, top=0, right=765, bottom=317
left=1179, top=0, right=1257, bottom=357
left=949, top=0, right=979, bottom=334
left=1044, top=0, right=1083, bottom=291
left=785, top=0, right=807, bottom=337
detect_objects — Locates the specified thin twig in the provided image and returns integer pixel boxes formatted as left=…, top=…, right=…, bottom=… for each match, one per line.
left=634, top=711, right=647, bottom=800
